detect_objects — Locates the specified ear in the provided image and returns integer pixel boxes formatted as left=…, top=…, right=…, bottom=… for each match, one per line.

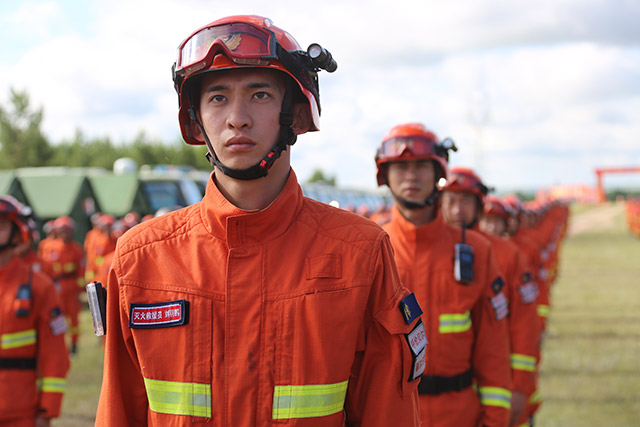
left=188, top=108, right=205, bottom=142
left=291, top=103, right=311, bottom=135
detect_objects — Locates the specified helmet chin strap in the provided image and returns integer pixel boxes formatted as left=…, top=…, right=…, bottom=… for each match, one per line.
left=392, top=186, right=439, bottom=210
left=188, top=89, right=297, bottom=181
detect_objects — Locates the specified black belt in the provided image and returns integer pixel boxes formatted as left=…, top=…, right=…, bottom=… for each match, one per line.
left=0, top=357, right=37, bottom=370
left=418, top=369, right=473, bottom=395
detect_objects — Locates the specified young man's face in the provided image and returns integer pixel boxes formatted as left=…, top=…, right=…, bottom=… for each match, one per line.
left=197, top=68, right=288, bottom=171
left=479, top=215, right=507, bottom=236
left=441, top=191, right=478, bottom=227
left=386, top=160, right=436, bottom=205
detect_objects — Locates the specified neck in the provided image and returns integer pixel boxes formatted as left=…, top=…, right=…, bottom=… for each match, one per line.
left=398, top=203, right=437, bottom=226
left=214, top=157, right=291, bottom=211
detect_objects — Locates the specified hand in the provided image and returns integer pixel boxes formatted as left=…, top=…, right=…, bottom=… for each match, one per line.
left=35, top=416, right=51, bottom=427
left=509, top=391, right=526, bottom=426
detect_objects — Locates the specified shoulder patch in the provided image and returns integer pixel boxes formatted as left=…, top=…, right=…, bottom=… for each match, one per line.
left=491, top=276, right=505, bottom=294
left=520, top=272, right=532, bottom=284
left=399, top=293, right=423, bottom=325
left=129, top=300, right=189, bottom=329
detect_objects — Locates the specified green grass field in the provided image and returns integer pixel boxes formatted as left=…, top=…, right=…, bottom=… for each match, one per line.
left=53, top=203, right=640, bottom=426
left=536, top=203, right=640, bottom=426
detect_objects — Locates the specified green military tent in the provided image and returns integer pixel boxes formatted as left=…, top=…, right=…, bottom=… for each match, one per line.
left=0, top=170, right=30, bottom=206
left=15, top=167, right=102, bottom=244
left=87, top=173, right=151, bottom=218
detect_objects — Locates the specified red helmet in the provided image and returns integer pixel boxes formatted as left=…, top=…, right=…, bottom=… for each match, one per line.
left=55, top=216, right=76, bottom=231
left=502, top=194, right=524, bottom=218
left=98, top=214, right=115, bottom=229
left=0, top=196, right=31, bottom=244
left=375, top=123, right=451, bottom=186
left=483, top=196, right=510, bottom=219
left=442, top=167, right=490, bottom=200
left=173, top=15, right=328, bottom=145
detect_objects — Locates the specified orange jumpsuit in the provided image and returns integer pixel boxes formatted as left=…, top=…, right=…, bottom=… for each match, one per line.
left=84, top=229, right=116, bottom=283
left=480, top=231, right=540, bottom=426
left=38, top=239, right=85, bottom=348
left=93, top=250, right=115, bottom=289
left=97, top=170, right=423, bottom=426
left=0, top=256, right=70, bottom=424
left=384, top=208, right=511, bottom=427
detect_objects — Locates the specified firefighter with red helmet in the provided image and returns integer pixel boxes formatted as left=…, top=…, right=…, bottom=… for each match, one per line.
left=0, top=196, right=70, bottom=426
left=441, top=168, right=541, bottom=426
left=96, top=15, right=422, bottom=425
left=38, top=216, right=84, bottom=355
left=376, top=123, right=511, bottom=426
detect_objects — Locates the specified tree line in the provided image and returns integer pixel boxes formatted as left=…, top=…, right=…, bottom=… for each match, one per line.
left=0, top=88, right=212, bottom=171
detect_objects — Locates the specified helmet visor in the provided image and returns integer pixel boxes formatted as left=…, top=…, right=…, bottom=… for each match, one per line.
left=379, top=137, right=437, bottom=158
left=176, top=22, right=278, bottom=76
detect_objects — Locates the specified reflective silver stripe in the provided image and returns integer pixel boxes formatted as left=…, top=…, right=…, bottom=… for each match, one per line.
left=479, top=386, right=511, bottom=409
left=41, top=377, right=66, bottom=393
left=511, top=353, right=537, bottom=372
left=1, top=329, right=36, bottom=349
left=439, top=312, right=471, bottom=333
left=143, top=377, right=211, bottom=417
left=273, top=380, right=348, bottom=420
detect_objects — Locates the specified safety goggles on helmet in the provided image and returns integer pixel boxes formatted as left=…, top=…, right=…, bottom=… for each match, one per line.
left=378, top=137, right=438, bottom=158
left=175, top=22, right=279, bottom=80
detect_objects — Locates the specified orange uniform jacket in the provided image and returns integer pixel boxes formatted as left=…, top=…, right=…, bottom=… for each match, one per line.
left=383, top=208, right=511, bottom=427
left=512, top=230, right=549, bottom=332
left=38, top=239, right=85, bottom=296
left=480, top=232, right=540, bottom=398
left=0, top=256, right=70, bottom=421
left=84, top=230, right=116, bottom=283
left=97, top=170, right=423, bottom=426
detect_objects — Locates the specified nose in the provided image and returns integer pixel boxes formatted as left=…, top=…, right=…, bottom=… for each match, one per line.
left=226, top=98, right=251, bottom=130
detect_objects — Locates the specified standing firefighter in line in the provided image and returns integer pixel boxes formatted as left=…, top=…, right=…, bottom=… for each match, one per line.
left=375, top=123, right=512, bottom=427
left=0, top=196, right=69, bottom=426
left=96, top=15, right=423, bottom=426
left=441, top=168, right=541, bottom=426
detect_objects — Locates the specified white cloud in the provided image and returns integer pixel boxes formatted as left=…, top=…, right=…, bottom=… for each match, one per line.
left=0, top=0, right=639, bottom=192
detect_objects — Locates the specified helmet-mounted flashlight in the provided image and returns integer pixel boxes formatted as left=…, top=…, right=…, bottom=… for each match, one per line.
left=307, top=43, right=337, bottom=72
left=437, top=137, right=458, bottom=161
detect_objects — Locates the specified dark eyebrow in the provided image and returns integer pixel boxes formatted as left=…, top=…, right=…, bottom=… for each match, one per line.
left=247, top=82, right=276, bottom=89
left=203, top=84, right=228, bottom=93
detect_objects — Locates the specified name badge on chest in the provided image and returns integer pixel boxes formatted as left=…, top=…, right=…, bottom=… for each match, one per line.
left=129, top=300, right=190, bottom=329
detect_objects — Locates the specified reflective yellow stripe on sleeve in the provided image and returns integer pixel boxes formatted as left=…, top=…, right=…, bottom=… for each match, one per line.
left=538, top=304, right=549, bottom=318
left=529, top=389, right=542, bottom=404
left=511, top=353, right=537, bottom=372
left=143, top=377, right=211, bottom=418
left=479, top=386, right=511, bottom=409
left=1, top=329, right=36, bottom=349
left=439, top=312, right=471, bottom=333
left=272, top=380, right=348, bottom=420
left=41, top=377, right=67, bottom=393
left=63, top=262, right=76, bottom=273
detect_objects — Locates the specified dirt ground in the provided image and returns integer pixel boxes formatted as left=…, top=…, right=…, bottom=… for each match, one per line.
left=567, top=202, right=624, bottom=236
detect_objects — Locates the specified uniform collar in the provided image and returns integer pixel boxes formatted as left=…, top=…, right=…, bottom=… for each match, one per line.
left=200, top=169, right=304, bottom=247
left=390, top=205, right=447, bottom=243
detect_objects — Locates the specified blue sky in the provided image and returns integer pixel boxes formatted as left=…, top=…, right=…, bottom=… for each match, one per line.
left=1, top=0, right=640, bottom=192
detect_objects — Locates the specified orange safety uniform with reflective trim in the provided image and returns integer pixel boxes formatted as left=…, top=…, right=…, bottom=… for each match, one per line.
left=96, top=170, right=422, bottom=426
left=38, top=238, right=84, bottom=345
left=480, top=232, right=540, bottom=399
left=84, top=230, right=116, bottom=283
left=384, top=208, right=511, bottom=427
left=0, top=256, right=70, bottom=422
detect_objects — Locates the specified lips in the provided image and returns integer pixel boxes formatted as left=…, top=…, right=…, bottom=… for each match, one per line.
left=225, top=136, right=256, bottom=150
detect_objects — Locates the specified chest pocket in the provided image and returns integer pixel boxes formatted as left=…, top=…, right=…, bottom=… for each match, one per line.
left=125, top=287, right=214, bottom=418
